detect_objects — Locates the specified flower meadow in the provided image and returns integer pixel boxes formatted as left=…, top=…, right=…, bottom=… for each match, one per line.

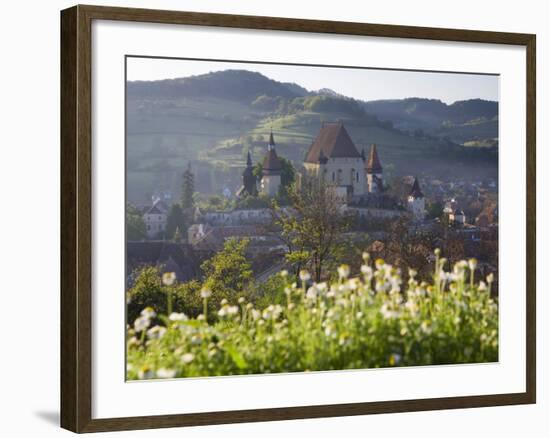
left=126, top=251, right=498, bottom=380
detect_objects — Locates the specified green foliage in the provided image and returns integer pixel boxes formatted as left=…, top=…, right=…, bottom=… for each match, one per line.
left=181, top=164, right=195, bottom=210
left=127, top=266, right=168, bottom=324
left=127, top=253, right=499, bottom=379
left=235, top=194, right=271, bottom=209
left=303, top=95, right=365, bottom=117
left=426, top=200, right=444, bottom=220
left=201, top=238, right=253, bottom=307
left=165, top=203, right=186, bottom=240
left=253, top=274, right=288, bottom=309
left=126, top=204, right=146, bottom=241
left=251, top=94, right=281, bottom=111
left=198, top=194, right=234, bottom=212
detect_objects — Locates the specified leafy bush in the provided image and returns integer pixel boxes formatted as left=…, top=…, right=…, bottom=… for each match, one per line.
left=127, top=252, right=498, bottom=379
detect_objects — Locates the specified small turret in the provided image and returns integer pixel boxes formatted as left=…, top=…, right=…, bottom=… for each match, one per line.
left=236, top=150, right=257, bottom=197
left=365, top=144, right=383, bottom=193
left=260, top=131, right=282, bottom=197
left=407, top=177, right=425, bottom=221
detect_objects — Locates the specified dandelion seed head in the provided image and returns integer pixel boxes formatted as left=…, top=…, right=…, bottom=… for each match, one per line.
left=169, top=312, right=187, bottom=322
left=147, top=325, right=166, bottom=340
left=156, top=368, right=176, bottom=379
left=140, top=307, right=156, bottom=319
left=181, top=353, right=195, bottom=364
left=134, top=316, right=150, bottom=332
left=337, top=264, right=350, bottom=279
left=162, top=272, right=176, bottom=286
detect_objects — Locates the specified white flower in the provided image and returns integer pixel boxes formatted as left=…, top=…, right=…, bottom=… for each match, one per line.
left=280, top=269, right=288, bottom=278
left=138, top=365, right=154, bottom=380
left=380, top=303, right=399, bottom=320
left=238, top=297, right=246, bottom=304
left=306, top=286, right=318, bottom=300
left=156, top=368, right=176, bottom=379
left=420, top=320, right=432, bottom=335
left=337, top=264, right=350, bottom=279
left=227, top=305, right=239, bottom=315
left=134, top=316, right=150, bottom=332
left=389, top=353, right=402, bottom=366
left=408, top=268, right=417, bottom=278
left=361, top=264, right=373, bottom=278
left=468, top=258, right=477, bottom=271
left=200, top=288, right=212, bottom=298
left=169, top=312, right=188, bottom=321
left=162, top=272, right=176, bottom=286
left=147, top=325, right=166, bottom=340
left=315, top=282, right=328, bottom=293
left=181, top=353, right=195, bottom=364
left=486, top=273, right=495, bottom=283
left=299, top=270, right=311, bottom=282
left=140, top=307, right=156, bottom=319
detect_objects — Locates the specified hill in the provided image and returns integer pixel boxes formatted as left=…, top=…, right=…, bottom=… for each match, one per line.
left=126, top=70, right=498, bottom=203
left=362, top=98, right=498, bottom=145
left=127, top=69, right=309, bottom=102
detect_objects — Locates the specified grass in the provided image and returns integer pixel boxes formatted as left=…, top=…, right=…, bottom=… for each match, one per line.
left=126, top=251, right=498, bottom=380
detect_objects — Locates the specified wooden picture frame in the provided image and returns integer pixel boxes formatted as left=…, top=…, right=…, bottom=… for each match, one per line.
left=61, top=4, right=536, bottom=433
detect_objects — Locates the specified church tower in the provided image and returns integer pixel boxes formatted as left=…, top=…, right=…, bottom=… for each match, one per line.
left=260, top=131, right=282, bottom=197
left=407, top=177, right=425, bottom=221
left=236, top=151, right=257, bottom=197
left=365, top=144, right=383, bottom=193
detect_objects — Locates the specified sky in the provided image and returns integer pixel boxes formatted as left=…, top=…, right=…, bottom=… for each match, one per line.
left=126, top=57, right=499, bottom=104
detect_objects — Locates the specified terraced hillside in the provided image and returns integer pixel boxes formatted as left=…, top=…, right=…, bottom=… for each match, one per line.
left=126, top=70, right=497, bottom=204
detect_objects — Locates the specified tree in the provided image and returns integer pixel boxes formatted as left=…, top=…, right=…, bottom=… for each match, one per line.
left=272, top=178, right=352, bottom=282
left=181, top=163, right=195, bottom=210
left=426, top=200, right=444, bottom=220
left=165, top=203, right=186, bottom=240
left=382, top=217, right=435, bottom=280
left=201, top=238, right=253, bottom=306
left=173, top=226, right=183, bottom=243
left=127, top=266, right=203, bottom=322
left=126, top=204, right=146, bottom=241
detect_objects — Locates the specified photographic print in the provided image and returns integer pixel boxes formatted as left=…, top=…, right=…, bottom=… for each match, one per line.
left=125, top=57, right=499, bottom=381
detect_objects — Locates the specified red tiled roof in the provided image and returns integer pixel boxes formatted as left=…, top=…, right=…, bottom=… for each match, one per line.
left=305, top=122, right=361, bottom=163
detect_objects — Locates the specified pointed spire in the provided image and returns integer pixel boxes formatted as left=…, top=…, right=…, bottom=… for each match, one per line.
left=246, top=150, right=252, bottom=167
left=366, top=144, right=383, bottom=173
left=268, top=129, right=275, bottom=150
left=410, top=177, right=424, bottom=198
